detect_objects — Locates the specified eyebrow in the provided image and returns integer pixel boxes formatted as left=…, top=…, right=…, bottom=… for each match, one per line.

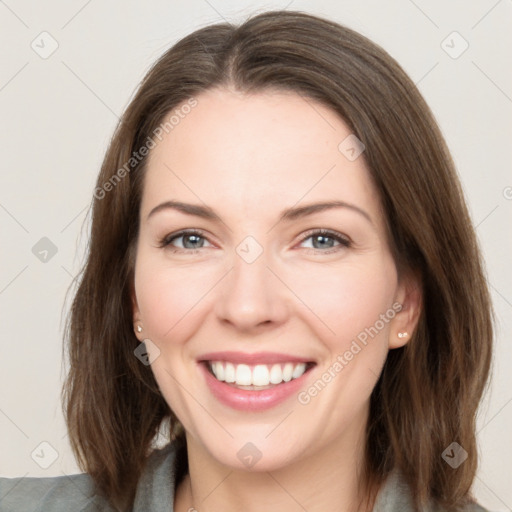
left=146, top=199, right=373, bottom=225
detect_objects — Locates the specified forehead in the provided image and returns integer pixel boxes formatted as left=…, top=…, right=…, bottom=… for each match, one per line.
left=141, top=88, right=383, bottom=226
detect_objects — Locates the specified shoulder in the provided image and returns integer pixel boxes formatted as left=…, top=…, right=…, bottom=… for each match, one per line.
left=132, top=442, right=179, bottom=510
left=373, top=470, right=490, bottom=512
left=0, top=472, right=113, bottom=511
left=0, top=443, right=179, bottom=512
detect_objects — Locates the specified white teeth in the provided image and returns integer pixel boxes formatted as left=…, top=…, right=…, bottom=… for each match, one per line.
left=213, top=361, right=225, bottom=381
left=235, top=364, right=252, bottom=385
left=225, top=362, right=236, bottom=383
left=282, top=363, right=293, bottom=382
left=209, top=361, right=309, bottom=386
left=269, top=364, right=283, bottom=384
left=292, top=362, right=306, bottom=379
left=252, top=365, right=270, bottom=386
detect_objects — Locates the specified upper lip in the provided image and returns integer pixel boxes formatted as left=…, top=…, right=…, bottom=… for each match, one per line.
left=198, top=351, right=314, bottom=365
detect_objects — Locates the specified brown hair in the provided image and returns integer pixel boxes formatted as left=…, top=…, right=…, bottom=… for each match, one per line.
left=62, top=10, right=493, bottom=511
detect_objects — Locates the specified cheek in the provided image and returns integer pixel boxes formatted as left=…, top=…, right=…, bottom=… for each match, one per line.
left=290, top=257, right=398, bottom=347
left=293, top=261, right=396, bottom=422
left=134, top=255, right=215, bottom=342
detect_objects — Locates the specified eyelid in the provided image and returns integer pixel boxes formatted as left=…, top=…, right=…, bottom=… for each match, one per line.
left=295, top=228, right=352, bottom=254
left=158, top=229, right=211, bottom=250
left=297, top=228, right=351, bottom=246
left=158, top=228, right=352, bottom=253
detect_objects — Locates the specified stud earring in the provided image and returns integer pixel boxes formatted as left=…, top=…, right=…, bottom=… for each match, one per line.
left=398, top=332, right=408, bottom=339
left=136, top=325, right=143, bottom=333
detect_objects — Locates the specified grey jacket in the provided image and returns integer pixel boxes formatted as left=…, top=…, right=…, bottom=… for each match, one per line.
left=0, top=443, right=488, bottom=511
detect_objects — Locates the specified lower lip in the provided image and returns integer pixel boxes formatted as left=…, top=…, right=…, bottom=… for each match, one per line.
left=199, top=363, right=313, bottom=411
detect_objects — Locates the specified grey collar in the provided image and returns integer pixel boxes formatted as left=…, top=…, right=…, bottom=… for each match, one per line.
left=130, top=443, right=483, bottom=512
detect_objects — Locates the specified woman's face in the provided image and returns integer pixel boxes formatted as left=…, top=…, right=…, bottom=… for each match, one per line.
left=133, top=88, right=416, bottom=471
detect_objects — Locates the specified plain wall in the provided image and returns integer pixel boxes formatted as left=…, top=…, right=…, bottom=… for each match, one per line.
left=0, top=1, right=510, bottom=510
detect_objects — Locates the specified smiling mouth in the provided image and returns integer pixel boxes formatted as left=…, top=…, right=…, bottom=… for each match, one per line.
left=203, top=360, right=316, bottom=390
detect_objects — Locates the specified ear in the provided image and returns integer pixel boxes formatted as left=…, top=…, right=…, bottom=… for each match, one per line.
left=388, top=270, right=422, bottom=349
left=131, top=285, right=145, bottom=342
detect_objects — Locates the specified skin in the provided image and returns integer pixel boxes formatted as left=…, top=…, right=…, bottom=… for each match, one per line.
left=132, top=87, right=421, bottom=512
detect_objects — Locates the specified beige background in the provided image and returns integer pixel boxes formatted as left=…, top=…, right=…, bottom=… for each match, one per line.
left=0, top=1, right=510, bottom=510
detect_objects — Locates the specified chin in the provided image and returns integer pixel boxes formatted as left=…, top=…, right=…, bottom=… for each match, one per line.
left=193, top=428, right=309, bottom=473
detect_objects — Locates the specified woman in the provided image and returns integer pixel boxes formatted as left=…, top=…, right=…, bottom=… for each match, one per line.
left=0, top=10, right=492, bottom=512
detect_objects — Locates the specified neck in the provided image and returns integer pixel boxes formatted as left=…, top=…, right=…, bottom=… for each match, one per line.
left=174, top=419, right=378, bottom=512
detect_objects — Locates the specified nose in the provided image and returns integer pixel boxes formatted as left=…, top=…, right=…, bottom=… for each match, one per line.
left=214, top=243, right=290, bottom=333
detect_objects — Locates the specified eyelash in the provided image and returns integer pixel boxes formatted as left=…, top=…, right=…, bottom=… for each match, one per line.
left=158, top=228, right=351, bottom=255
